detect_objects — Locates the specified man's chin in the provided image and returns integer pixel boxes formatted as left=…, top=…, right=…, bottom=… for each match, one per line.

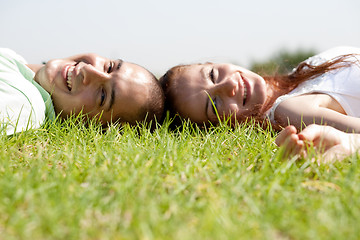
left=35, top=67, right=52, bottom=92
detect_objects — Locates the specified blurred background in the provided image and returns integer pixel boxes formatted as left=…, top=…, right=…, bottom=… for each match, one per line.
left=1, top=0, right=359, bottom=76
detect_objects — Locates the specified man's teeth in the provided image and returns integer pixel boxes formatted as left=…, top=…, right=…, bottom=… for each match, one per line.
left=66, top=66, right=75, bottom=90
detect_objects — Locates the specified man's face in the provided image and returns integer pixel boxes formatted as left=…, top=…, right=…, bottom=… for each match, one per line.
left=34, top=53, right=153, bottom=124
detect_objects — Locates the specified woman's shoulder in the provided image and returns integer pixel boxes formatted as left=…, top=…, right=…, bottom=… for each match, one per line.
left=305, top=46, right=360, bottom=65
left=316, top=46, right=360, bottom=59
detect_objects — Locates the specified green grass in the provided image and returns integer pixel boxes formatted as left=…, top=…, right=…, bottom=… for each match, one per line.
left=0, top=118, right=360, bottom=240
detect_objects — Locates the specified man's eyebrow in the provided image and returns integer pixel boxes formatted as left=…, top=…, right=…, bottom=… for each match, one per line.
left=107, top=84, right=116, bottom=112
left=106, top=60, right=123, bottom=112
left=116, top=59, right=123, bottom=71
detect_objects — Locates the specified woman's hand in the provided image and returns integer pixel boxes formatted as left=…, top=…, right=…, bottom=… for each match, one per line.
left=275, top=124, right=360, bottom=162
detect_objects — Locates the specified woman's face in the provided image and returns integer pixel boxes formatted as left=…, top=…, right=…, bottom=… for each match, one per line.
left=170, top=63, right=268, bottom=125
left=34, top=53, right=154, bottom=124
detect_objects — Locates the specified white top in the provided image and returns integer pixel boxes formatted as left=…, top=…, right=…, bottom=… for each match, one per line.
left=268, top=46, right=360, bottom=122
left=0, top=48, right=55, bottom=135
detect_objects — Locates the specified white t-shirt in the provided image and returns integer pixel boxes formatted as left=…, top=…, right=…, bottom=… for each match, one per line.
left=0, top=48, right=55, bottom=135
left=268, top=46, right=360, bottom=122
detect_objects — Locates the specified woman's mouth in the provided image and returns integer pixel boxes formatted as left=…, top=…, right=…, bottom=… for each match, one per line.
left=243, top=80, right=247, bottom=105
left=239, top=78, right=248, bottom=106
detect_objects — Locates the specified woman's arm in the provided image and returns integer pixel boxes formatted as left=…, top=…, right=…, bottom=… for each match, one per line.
left=276, top=124, right=360, bottom=162
left=274, top=94, right=360, bottom=133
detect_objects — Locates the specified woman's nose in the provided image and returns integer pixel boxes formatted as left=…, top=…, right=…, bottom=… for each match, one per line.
left=213, top=77, right=237, bottom=97
left=81, top=64, right=109, bottom=86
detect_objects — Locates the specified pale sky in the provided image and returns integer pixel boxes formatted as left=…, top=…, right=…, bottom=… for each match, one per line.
left=1, top=0, right=359, bottom=76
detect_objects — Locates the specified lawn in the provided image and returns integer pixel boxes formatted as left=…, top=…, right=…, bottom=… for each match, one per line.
left=0, top=119, right=359, bottom=239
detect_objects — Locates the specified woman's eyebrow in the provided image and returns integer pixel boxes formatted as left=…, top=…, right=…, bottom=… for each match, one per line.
left=201, top=66, right=211, bottom=120
left=205, top=94, right=209, bottom=120
left=201, top=66, right=207, bottom=80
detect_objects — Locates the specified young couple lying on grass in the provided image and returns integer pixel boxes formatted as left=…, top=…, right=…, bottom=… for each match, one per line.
left=2, top=46, right=360, bottom=162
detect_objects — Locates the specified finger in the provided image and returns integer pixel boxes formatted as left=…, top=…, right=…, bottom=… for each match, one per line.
left=282, top=133, right=303, bottom=157
left=276, top=125, right=297, bottom=146
left=299, top=125, right=341, bottom=149
left=297, top=124, right=323, bottom=142
left=290, top=139, right=305, bottom=156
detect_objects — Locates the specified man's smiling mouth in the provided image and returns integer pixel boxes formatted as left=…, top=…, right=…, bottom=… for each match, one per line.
left=66, top=65, right=75, bottom=91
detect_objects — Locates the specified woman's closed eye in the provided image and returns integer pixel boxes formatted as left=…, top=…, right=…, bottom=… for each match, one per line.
left=210, top=96, right=218, bottom=115
left=100, top=88, right=106, bottom=107
left=209, top=68, right=215, bottom=83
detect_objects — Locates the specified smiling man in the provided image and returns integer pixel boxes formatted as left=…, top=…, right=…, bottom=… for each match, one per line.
left=0, top=48, right=164, bottom=135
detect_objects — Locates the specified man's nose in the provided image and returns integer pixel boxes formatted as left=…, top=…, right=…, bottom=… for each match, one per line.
left=81, top=64, right=109, bottom=86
